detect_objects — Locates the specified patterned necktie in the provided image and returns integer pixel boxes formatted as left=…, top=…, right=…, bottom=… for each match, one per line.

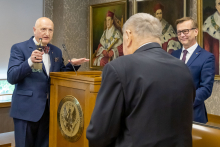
left=43, top=46, right=50, bottom=54
left=181, top=50, right=188, bottom=63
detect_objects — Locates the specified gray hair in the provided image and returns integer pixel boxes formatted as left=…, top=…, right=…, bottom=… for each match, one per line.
left=122, top=13, right=162, bottom=39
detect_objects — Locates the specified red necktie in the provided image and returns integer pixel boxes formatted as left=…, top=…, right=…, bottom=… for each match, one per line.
left=181, top=50, right=188, bottom=63
left=43, top=46, right=50, bottom=54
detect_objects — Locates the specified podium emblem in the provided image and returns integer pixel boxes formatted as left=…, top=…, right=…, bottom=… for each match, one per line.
left=57, top=95, right=84, bottom=142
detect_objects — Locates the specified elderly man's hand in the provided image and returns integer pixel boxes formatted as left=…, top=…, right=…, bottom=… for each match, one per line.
left=68, top=58, right=89, bottom=66
left=31, top=50, right=44, bottom=63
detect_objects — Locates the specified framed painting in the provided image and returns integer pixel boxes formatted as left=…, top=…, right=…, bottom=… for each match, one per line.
left=133, top=0, right=189, bottom=54
left=198, top=0, right=220, bottom=78
left=90, top=0, right=127, bottom=69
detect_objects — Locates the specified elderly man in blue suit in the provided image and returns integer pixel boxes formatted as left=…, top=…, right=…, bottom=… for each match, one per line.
left=172, top=17, right=215, bottom=124
left=7, top=17, right=89, bottom=147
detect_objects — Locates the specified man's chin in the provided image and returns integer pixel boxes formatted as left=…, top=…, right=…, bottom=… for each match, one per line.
left=180, top=41, right=188, bottom=45
left=42, top=41, right=49, bottom=46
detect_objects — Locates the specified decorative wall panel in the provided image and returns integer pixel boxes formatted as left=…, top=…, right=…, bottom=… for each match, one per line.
left=206, top=81, right=220, bottom=115
left=62, top=0, right=89, bottom=70
left=44, top=0, right=53, bottom=20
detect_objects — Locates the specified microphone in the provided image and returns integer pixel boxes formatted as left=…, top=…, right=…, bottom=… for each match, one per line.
left=62, top=44, right=77, bottom=75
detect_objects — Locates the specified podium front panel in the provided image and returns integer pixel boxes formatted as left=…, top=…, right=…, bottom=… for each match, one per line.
left=49, top=71, right=101, bottom=147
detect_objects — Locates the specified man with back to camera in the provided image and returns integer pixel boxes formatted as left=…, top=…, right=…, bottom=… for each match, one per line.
left=172, top=17, right=215, bottom=124
left=7, top=17, right=89, bottom=147
left=86, top=13, right=195, bottom=147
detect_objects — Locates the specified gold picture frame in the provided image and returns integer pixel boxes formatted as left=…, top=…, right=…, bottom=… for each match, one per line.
left=197, top=0, right=220, bottom=79
left=89, top=0, right=127, bottom=69
left=197, top=0, right=203, bottom=47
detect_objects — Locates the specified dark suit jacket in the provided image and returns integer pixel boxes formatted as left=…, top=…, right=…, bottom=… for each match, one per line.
left=7, top=36, right=80, bottom=122
left=172, top=45, right=215, bottom=123
left=86, top=43, right=195, bottom=147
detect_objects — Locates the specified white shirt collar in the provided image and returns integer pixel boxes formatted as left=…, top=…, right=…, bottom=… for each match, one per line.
left=33, top=37, right=38, bottom=45
left=180, top=42, right=198, bottom=64
left=182, top=42, right=198, bottom=54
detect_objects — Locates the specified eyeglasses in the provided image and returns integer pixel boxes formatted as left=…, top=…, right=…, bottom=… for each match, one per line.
left=177, top=28, right=196, bottom=36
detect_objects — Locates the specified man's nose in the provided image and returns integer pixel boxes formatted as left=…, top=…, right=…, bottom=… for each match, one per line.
left=45, top=30, right=50, bottom=36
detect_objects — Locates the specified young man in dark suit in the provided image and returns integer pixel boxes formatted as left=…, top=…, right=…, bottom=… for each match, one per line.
left=7, top=17, right=89, bottom=147
left=171, top=17, right=215, bottom=124
left=87, top=13, right=195, bottom=147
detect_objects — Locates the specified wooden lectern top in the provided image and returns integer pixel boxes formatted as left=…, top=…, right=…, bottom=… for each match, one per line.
left=50, top=71, right=102, bottom=82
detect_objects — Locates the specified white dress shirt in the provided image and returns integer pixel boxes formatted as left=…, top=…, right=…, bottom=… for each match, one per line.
left=28, top=38, right=51, bottom=76
left=180, top=43, right=198, bottom=64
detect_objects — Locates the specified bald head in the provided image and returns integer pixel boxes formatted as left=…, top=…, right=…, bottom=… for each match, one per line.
left=35, top=17, right=53, bottom=28
left=33, top=17, right=54, bottom=46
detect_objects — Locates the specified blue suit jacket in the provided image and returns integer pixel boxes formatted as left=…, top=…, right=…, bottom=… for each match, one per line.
left=7, top=36, right=80, bottom=122
left=171, top=45, right=215, bottom=123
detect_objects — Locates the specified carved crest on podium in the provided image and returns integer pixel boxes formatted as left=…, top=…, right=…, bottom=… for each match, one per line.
left=57, top=95, right=84, bottom=142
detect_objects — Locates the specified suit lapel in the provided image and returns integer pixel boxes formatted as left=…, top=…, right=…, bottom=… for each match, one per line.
left=176, top=49, right=182, bottom=59
left=48, top=44, right=54, bottom=72
left=186, top=46, right=202, bottom=67
left=28, top=37, right=36, bottom=52
left=42, top=62, right=47, bottom=76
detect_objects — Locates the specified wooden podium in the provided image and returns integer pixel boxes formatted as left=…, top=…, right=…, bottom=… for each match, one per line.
left=49, top=71, right=102, bottom=147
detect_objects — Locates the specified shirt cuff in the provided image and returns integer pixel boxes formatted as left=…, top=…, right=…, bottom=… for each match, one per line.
left=28, top=57, right=34, bottom=67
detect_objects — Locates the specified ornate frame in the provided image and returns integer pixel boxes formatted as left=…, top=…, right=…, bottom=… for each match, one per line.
left=89, top=0, right=127, bottom=69
left=197, top=0, right=220, bottom=80
left=197, top=0, right=203, bottom=47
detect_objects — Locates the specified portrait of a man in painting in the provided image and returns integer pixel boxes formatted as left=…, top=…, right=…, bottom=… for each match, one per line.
left=93, top=11, right=123, bottom=66
left=90, top=1, right=126, bottom=69
left=203, top=0, right=220, bottom=75
left=136, top=0, right=188, bottom=54
left=153, top=3, right=181, bottom=54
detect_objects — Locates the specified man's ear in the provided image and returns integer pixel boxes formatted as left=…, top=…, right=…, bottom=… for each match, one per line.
left=33, top=27, right=36, bottom=35
left=194, top=28, right=198, bottom=37
left=126, top=30, right=132, bottom=47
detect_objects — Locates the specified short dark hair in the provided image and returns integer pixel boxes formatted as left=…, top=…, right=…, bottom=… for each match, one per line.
left=176, top=17, right=198, bottom=28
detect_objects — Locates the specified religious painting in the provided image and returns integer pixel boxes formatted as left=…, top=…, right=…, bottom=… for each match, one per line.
left=198, top=0, right=220, bottom=76
left=133, top=0, right=189, bottom=54
left=90, top=0, right=127, bottom=69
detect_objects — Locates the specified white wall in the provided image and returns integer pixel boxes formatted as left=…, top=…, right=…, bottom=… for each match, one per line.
left=0, top=0, right=44, bottom=79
